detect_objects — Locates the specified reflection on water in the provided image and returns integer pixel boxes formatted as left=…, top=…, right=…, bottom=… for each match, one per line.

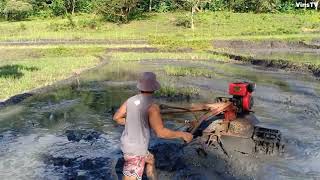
left=0, top=58, right=320, bottom=180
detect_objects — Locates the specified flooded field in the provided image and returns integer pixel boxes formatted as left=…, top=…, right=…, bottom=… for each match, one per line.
left=0, top=50, right=320, bottom=180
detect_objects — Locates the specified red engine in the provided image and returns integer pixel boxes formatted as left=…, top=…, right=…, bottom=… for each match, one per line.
left=229, top=82, right=255, bottom=113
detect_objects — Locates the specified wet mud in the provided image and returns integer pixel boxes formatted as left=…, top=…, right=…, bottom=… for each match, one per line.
left=65, top=130, right=102, bottom=142
left=0, top=93, right=33, bottom=107
left=1, top=44, right=320, bottom=180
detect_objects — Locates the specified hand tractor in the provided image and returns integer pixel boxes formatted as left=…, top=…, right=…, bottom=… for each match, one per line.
left=160, top=82, right=284, bottom=157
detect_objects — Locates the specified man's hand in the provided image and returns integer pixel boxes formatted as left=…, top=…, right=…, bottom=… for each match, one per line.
left=149, top=104, right=193, bottom=143
left=113, top=101, right=127, bottom=125
left=180, top=132, right=193, bottom=143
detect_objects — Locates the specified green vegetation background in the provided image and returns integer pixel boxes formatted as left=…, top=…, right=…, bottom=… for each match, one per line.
left=0, top=0, right=319, bottom=100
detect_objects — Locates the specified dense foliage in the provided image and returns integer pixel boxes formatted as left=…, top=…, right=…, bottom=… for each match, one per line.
left=0, top=0, right=317, bottom=22
left=95, top=0, right=141, bottom=23
left=2, top=0, right=33, bottom=21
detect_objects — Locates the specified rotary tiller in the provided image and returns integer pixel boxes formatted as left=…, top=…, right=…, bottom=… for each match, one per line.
left=160, top=82, right=284, bottom=156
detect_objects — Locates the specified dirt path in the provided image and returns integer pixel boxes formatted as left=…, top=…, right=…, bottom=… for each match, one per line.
left=0, top=39, right=148, bottom=46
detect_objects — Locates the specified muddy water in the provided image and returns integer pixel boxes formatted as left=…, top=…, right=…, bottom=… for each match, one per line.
left=0, top=58, right=319, bottom=180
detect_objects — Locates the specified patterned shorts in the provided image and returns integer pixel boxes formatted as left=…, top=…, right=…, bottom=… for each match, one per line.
left=123, top=153, right=150, bottom=180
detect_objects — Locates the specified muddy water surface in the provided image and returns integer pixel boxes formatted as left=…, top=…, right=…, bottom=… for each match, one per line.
left=0, top=58, right=319, bottom=180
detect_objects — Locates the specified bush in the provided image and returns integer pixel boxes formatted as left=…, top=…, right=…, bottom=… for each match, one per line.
left=47, top=20, right=74, bottom=31
left=29, top=0, right=50, bottom=12
left=175, top=14, right=192, bottom=28
left=95, top=0, right=140, bottom=23
left=0, top=0, right=6, bottom=13
left=157, top=1, right=170, bottom=12
left=276, top=0, right=296, bottom=12
left=138, top=0, right=180, bottom=12
left=208, top=0, right=227, bottom=11
left=78, top=18, right=100, bottom=29
left=3, top=0, right=33, bottom=21
left=36, top=10, right=53, bottom=18
left=75, top=0, right=93, bottom=13
left=50, top=0, right=66, bottom=16
left=19, top=22, right=27, bottom=30
left=227, top=0, right=282, bottom=13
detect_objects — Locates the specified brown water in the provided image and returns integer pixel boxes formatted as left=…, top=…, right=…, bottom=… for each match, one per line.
left=0, top=58, right=319, bottom=180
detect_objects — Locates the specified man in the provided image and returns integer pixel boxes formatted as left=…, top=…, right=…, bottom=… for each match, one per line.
left=113, top=72, right=193, bottom=180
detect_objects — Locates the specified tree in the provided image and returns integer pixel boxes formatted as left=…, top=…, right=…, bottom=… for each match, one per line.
left=149, top=0, right=152, bottom=11
left=0, top=0, right=7, bottom=14
left=183, top=0, right=210, bottom=29
left=50, top=0, right=66, bottom=16
left=64, top=0, right=76, bottom=14
left=3, top=0, right=33, bottom=21
left=95, top=0, right=140, bottom=23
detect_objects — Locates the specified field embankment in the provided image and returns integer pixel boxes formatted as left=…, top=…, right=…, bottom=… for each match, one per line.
left=211, top=40, right=320, bottom=77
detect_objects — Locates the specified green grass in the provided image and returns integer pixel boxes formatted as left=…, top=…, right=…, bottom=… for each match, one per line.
left=0, top=12, right=319, bottom=49
left=109, top=52, right=231, bottom=61
left=164, top=65, right=215, bottom=78
left=0, top=46, right=104, bottom=100
left=0, top=46, right=105, bottom=62
left=155, top=85, right=200, bottom=98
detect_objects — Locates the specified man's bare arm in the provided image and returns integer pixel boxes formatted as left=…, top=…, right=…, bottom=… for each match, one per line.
left=149, top=104, right=193, bottom=143
left=113, top=101, right=127, bottom=125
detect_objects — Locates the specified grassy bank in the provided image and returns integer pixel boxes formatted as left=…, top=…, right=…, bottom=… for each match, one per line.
left=209, top=50, right=320, bottom=76
left=108, top=52, right=230, bottom=61
left=0, top=46, right=104, bottom=100
left=0, top=12, right=319, bottom=48
left=1, top=11, right=319, bottom=100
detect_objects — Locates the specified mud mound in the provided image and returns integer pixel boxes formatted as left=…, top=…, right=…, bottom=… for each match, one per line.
left=43, top=155, right=117, bottom=180
left=174, top=167, right=209, bottom=180
left=65, top=130, right=102, bottom=142
left=150, top=143, right=186, bottom=171
left=213, top=40, right=320, bottom=50
left=310, top=39, right=320, bottom=46
left=209, top=51, right=320, bottom=78
left=0, top=93, right=33, bottom=108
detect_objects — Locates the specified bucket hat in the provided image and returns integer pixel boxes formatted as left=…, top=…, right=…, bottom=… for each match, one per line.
left=137, top=72, right=161, bottom=92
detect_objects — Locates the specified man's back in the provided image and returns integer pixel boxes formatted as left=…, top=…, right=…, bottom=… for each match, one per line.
left=113, top=72, right=193, bottom=180
left=120, top=94, right=153, bottom=156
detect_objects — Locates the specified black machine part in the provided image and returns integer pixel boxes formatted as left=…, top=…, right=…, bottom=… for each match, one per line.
left=194, top=114, right=284, bottom=156
left=252, top=126, right=284, bottom=154
left=231, top=96, right=254, bottom=114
